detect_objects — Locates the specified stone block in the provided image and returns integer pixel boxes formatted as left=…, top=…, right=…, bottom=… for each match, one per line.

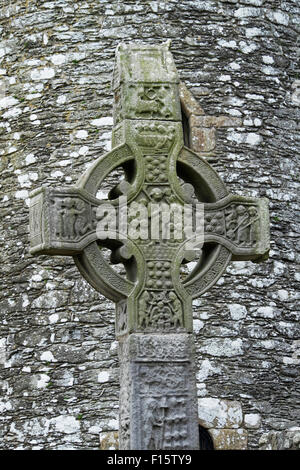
left=179, top=82, right=204, bottom=117
left=244, top=413, right=261, bottom=429
left=189, top=115, right=242, bottom=128
left=210, top=428, right=248, bottom=450
left=190, top=127, right=216, bottom=152
left=100, top=431, right=119, bottom=450
left=198, top=398, right=243, bottom=429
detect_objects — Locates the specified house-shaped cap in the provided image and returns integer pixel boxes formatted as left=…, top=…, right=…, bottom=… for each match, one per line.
left=112, top=41, right=179, bottom=90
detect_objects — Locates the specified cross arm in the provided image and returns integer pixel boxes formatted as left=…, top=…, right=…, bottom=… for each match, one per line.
left=203, top=194, right=269, bottom=262
left=29, top=186, right=118, bottom=256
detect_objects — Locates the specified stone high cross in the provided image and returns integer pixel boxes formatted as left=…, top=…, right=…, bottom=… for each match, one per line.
left=29, top=43, right=269, bottom=450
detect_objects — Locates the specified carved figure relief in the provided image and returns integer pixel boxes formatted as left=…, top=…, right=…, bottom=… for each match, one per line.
left=144, top=398, right=165, bottom=449
left=225, top=204, right=259, bottom=246
left=143, top=396, right=189, bottom=450
left=248, top=206, right=259, bottom=245
left=138, top=290, right=183, bottom=330
left=62, top=198, right=85, bottom=239
left=168, top=291, right=183, bottom=327
left=51, top=197, right=91, bottom=241
left=133, top=84, right=172, bottom=119
left=138, top=291, right=150, bottom=329
left=135, top=123, right=175, bottom=149
left=139, top=363, right=188, bottom=394
left=130, top=190, right=184, bottom=245
left=204, top=211, right=225, bottom=235
left=138, top=363, right=191, bottom=450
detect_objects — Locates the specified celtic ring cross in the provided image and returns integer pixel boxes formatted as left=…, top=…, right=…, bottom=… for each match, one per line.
left=29, top=43, right=269, bottom=450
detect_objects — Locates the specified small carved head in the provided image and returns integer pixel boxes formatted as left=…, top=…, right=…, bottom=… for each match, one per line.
left=249, top=206, right=257, bottom=216
left=236, top=205, right=246, bottom=215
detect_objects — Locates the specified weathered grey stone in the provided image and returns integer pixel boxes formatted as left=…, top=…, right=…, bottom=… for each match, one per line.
left=259, top=428, right=300, bottom=450
left=244, top=413, right=261, bottom=429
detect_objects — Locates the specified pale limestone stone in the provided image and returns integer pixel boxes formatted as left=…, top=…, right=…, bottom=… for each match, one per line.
left=40, top=351, right=56, bottom=362
left=273, top=261, right=285, bottom=275
left=196, top=359, right=221, bottom=382
left=57, top=95, right=66, bottom=104
left=245, top=132, right=262, bottom=145
left=277, top=289, right=289, bottom=301
left=262, top=55, right=274, bottom=65
left=0, top=338, right=6, bottom=364
left=58, top=159, right=71, bottom=167
left=50, top=170, right=64, bottom=178
left=198, top=398, right=243, bottom=429
left=79, top=146, right=89, bottom=155
left=35, top=374, right=50, bottom=389
left=31, top=67, right=55, bottom=80
left=217, top=39, right=237, bottom=48
left=219, top=74, right=231, bottom=81
left=43, top=32, right=48, bottom=45
left=98, top=371, right=110, bottom=383
left=254, top=118, right=262, bottom=126
left=266, top=10, right=289, bottom=26
left=230, top=62, right=241, bottom=70
left=234, top=7, right=260, bottom=18
left=25, top=153, right=36, bottom=165
left=199, top=338, right=244, bottom=357
left=0, top=96, right=19, bottom=109
left=262, top=66, right=277, bottom=76
left=15, top=190, right=29, bottom=199
left=3, top=107, right=22, bottom=119
left=51, top=416, right=80, bottom=434
left=291, top=81, right=300, bottom=106
left=254, top=306, right=274, bottom=318
left=75, top=129, right=88, bottom=139
left=91, top=117, right=113, bottom=126
left=228, top=303, right=247, bottom=320
left=193, top=319, right=204, bottom=334
left=50, top=54, right=67, bottom=65
left=244, top=413, right=261, bottom=429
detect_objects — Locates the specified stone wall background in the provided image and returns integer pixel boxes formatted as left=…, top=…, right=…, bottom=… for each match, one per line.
left=0, top=0, right=299, bottom=450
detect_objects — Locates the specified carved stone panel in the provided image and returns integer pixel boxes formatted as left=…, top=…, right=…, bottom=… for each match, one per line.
left=120, top=334, right=199, bottom=450
left=113, top=83, right=182, bottom=124
left=137, top=290, right=183, bottom=331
